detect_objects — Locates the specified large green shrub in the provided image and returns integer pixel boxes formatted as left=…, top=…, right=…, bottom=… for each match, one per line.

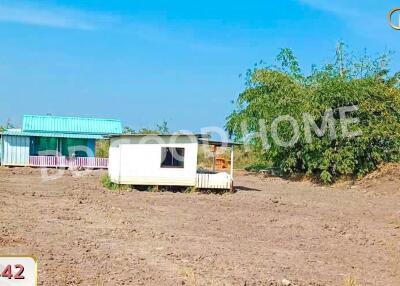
left=226, top=44, right=400, bottom=183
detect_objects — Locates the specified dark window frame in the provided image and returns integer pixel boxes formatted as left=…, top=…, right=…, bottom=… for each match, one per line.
left=160, top=147, right=185, bottom=168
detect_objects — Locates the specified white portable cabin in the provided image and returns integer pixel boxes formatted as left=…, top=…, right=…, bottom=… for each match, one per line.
left=108, top=134, right=237, bottom=190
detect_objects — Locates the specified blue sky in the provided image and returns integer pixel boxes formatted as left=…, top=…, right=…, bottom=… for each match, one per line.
left=0, top=0, right=399, bottom=132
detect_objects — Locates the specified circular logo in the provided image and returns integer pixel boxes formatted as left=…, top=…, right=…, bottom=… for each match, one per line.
left=388, top=7, right=400, bottom=30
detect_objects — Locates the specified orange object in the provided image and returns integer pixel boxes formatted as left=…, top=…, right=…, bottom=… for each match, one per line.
left=215, top=157, right=230, bottom=169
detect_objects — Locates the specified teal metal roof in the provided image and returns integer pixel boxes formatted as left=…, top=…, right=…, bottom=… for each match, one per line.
left=23, top=115, right=122, bottom=135
left=2, top=129, right=104, bottom=139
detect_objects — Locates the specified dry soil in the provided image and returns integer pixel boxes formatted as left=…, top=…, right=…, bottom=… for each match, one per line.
left=0, top=166, right=399, bottom=286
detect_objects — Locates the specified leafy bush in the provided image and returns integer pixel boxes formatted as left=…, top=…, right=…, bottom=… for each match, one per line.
left=226, top=43, right=400, bottom=183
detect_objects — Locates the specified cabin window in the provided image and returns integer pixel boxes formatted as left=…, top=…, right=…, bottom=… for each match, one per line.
left=161, top=147, right=185, bottom=168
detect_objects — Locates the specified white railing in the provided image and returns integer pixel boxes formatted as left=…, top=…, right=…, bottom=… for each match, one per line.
left=196, top=172, right=232, bottom=189
left=29, top=156, right=108, bottom=169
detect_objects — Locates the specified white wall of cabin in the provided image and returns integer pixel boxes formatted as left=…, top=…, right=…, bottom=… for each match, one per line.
left=109, top=135, right=198, bottom=186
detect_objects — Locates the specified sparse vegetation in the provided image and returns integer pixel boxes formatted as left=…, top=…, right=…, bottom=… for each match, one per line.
left=184, top=186, right=198, bottom=193
left=123, top=126, right=135, bottom=133
left=0, top=118, right=15, bottom=131
left=197, top=145, right=217, bottom=168
left=95, top=139, right=110, bottom=158
left=244, top=162, right=272, bottom=172
left=95, top=121, right=170, bottom=158
left=147, top=185, right=161, bottom=192
left=123, top=121, right=170, bottom=135
left=145, top=185, right=200, bottom=193
left=197, top=145, right=258, bottom=170
left=156, top=120, right=169, bottom=134
left=129, top=184, right=228, bottom=194
left=101, top=174, right=120, bottom=191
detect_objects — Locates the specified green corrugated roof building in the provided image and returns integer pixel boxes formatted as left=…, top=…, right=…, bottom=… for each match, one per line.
left=23, top=115, right=122, bottom=135
left=0, top=115, right=123, bottom=168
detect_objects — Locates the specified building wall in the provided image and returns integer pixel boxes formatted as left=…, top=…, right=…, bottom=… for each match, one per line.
left=109, top=135, right=198, bottom=186
left=1, top=135, right=30, bottom=166
left=87, top=139, right=96, bottom=157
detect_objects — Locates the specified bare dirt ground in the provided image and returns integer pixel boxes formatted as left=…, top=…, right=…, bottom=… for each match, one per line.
left=0, top=166, right=400, bottom=286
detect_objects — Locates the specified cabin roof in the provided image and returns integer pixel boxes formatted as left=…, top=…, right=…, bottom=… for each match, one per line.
left=22, top=115, right=122, bottom=135
left=109, top=133, right=241, bottom=147
left=108, top=133, right=207, bottom=138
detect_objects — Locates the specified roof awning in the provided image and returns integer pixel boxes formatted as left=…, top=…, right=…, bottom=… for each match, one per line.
left=197, top=138, right=242, bottom=147
left=1, top=130, right=105, bottom=139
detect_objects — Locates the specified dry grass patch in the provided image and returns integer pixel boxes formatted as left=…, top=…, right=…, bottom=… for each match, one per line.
left=343, top=274, right=358, bottom=286
left=180, top=266, right=198, bottom=286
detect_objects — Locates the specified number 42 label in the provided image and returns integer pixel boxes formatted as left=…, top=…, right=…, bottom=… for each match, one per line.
left=0, top=257, right=37, bottom=286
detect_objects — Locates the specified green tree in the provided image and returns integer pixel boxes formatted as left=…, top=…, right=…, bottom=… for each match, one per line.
left=138, top=121, right=170, bottom=134
left=122, top=121, right=170, bottom=135
left=156, top=120, right=169, bottom=134
left=123, top=126, right=135, bottom=134
left=226, top=44, right=400, bottom=183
